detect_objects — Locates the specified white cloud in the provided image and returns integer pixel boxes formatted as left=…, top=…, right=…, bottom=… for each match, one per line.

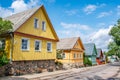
left=60, top=22, right=91, bottom=31
left=59, top=22, right=113, bottom=51
left=89, top=25, right=113, bottom=51
left=83, top=4, right=97, bottom=14
left=65, top=9, right=78, bottom=16
left=11, top=0, right=40, bottom=13
left=97, top=11, right=112, bottom=18
left=117, top=5, right=120, bottom=15
left=0, top=0, right=40, bottom=18
left=0, top=7, right=13, bottom=18
left=11, top=0, right=28, bottom=13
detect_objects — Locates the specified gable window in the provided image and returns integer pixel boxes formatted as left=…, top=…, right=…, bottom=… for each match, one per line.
left=42, top=21, right=46, bottom=31
left=34, top=18, right=39, bottom=28
left=0, top=39, right=5, bottom=49
left=35, top=40, right=41, bottom=51
left=21, top=38, right=29, bottom=50
left=47, top=42, right=52, bottom=52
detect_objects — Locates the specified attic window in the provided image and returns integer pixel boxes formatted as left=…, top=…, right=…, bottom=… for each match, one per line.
left=34, top=18, right=39, bottom=28
left=42, top=21, right=46, bottom=31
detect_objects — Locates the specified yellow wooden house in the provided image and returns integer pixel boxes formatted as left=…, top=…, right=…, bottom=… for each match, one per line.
left=0, top=5, right=59, bottom=74
left=57, top=37, right=84, bottom=68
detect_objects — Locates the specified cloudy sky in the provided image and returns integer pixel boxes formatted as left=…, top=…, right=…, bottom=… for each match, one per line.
left=0, top=0, right=120, bottom=51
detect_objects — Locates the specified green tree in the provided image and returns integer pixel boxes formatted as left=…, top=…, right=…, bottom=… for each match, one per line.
left=56, top=50, right=63, bottom=59
left=107, top=19, right=120, bottom=58
left=0, top=17, right=13, bottom=66
left=0, top=17, right=13, bottom=34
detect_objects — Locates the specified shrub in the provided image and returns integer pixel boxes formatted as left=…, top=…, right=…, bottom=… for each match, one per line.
left=0, top=48, right=9, bottom=67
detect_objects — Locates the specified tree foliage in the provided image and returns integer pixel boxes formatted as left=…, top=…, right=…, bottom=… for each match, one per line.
left=56, top=50, right=63, bottom=59
left=0, top=48, right=9, bottom=67
left=107, top=19, right=120, bottom=58
left=0, top=17, right=13, bottom=34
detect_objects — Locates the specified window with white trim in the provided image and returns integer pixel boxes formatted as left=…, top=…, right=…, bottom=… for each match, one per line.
left=80, top=54, right=82, bottom=58
left=35, top=40, right=41, bottom=51
left=47, top=42, right=52, bottom=52
left=62, top=53, right=66, bottom=59
left=42, top=21, right=46, bottom=31
left=73, top=53, right=76, bottom=59
left=34, top=18, right=39, bottom=28
left=21, top=38, right=29, bottom=50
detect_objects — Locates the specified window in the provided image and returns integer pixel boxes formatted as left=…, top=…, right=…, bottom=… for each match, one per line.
left=21, top=38, right=29, bottom=50
left=0, top=39, right=5, bottom=49
left=42, top=21, right=46, bottom=31
left=35, top=40, right=41, bottom=51
left=80, top=54, right=82, bottom=58
left=62, top=53, right=66, bottom=59
left=47, top=42, right=52, bottom=52
left=74, top=53, right=76, bottom=59
left=34, top=18, right=39, bottom=28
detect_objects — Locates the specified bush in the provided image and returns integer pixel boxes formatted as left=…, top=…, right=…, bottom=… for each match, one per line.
left=0, top=48, right=9, bottom=67
left=83, top=53, right=92, bottom=66
left=55, top=61, right=63, bottom=70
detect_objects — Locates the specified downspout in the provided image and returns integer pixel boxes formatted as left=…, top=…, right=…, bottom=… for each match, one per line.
left=9, top=32, right=14, bottom=64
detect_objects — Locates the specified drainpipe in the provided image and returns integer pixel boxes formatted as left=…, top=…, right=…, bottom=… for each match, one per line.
left=9, top=32, right=14, bottom=64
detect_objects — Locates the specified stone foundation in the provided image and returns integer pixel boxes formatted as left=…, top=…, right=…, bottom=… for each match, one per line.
left=63, top=62, right=84, bottom=69
left=0, top=59, right=55, bottom=76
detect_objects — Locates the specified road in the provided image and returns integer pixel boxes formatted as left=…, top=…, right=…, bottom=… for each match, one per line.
left=0, top=62, right=120, bottom=80
left=38, top=62, right=120, bottom=80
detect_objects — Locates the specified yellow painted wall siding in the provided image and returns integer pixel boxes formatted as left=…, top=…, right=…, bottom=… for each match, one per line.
left=5, top=37, right=11, bottom=59
left=17, top=8, right=56, bottom=40
left=12, top=35, right=56, bottom=61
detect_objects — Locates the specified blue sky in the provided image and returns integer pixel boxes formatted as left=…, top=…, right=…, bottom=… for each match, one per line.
left=0, top=0, right=120, bottom=51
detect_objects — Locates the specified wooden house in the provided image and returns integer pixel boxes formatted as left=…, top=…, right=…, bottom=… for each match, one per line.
left=96, top=48, right=103, bottom=65
left=57, top=37, right=85, bottom=68
left=84, top=43, right=97, bottom=65
left=0, top=5, right=59, bottom=74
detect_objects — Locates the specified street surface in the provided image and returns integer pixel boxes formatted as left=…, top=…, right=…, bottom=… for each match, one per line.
left=34, top=62, right=120, bottom=80
left=0, top=62, right=120, bottom=80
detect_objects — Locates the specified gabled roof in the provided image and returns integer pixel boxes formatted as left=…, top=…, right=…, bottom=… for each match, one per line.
left=84, top=43, right=97, bottom=56
left=57, top=37, right=84, bottom=50
left=4, top=5, right=59, bottom=41
left=97, top=48, right=103, bottom=57
left=5, top=6, right=40, bottom=31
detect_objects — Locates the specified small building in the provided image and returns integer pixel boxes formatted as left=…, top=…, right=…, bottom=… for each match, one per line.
left=84, top=43, right=97, bottom=65
left=96, top=48, right=103, bottom=65
left=57, top=37, right=85, bottom=68
left=0, top=5, right=59, bottom=75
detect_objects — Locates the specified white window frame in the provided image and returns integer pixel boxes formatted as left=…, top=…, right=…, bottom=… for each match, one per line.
left=34, top=40, right=41, bottom=51
left=34, top=18, right=39, bottom=28
left=62, top=53, right=66, bottom=59
left=42, top=21, right=46, bottom=31
left=74, top=53, right=76, bottom=59
left=80, top=54, right=82, bottom=58
left=21, top=38, right=30, bottom=51
left=47, top=42, right=52, bottom=52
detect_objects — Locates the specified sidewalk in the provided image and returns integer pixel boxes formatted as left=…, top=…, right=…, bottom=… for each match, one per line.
left=0, top=64, right=107, bottom=80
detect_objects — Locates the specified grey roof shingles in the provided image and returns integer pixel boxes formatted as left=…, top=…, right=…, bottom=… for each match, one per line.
left=57, top=37, right=79, bottom=50
left=84, top=43, right=96, bottom=56
left=4, top=6, right=41, bottom=31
